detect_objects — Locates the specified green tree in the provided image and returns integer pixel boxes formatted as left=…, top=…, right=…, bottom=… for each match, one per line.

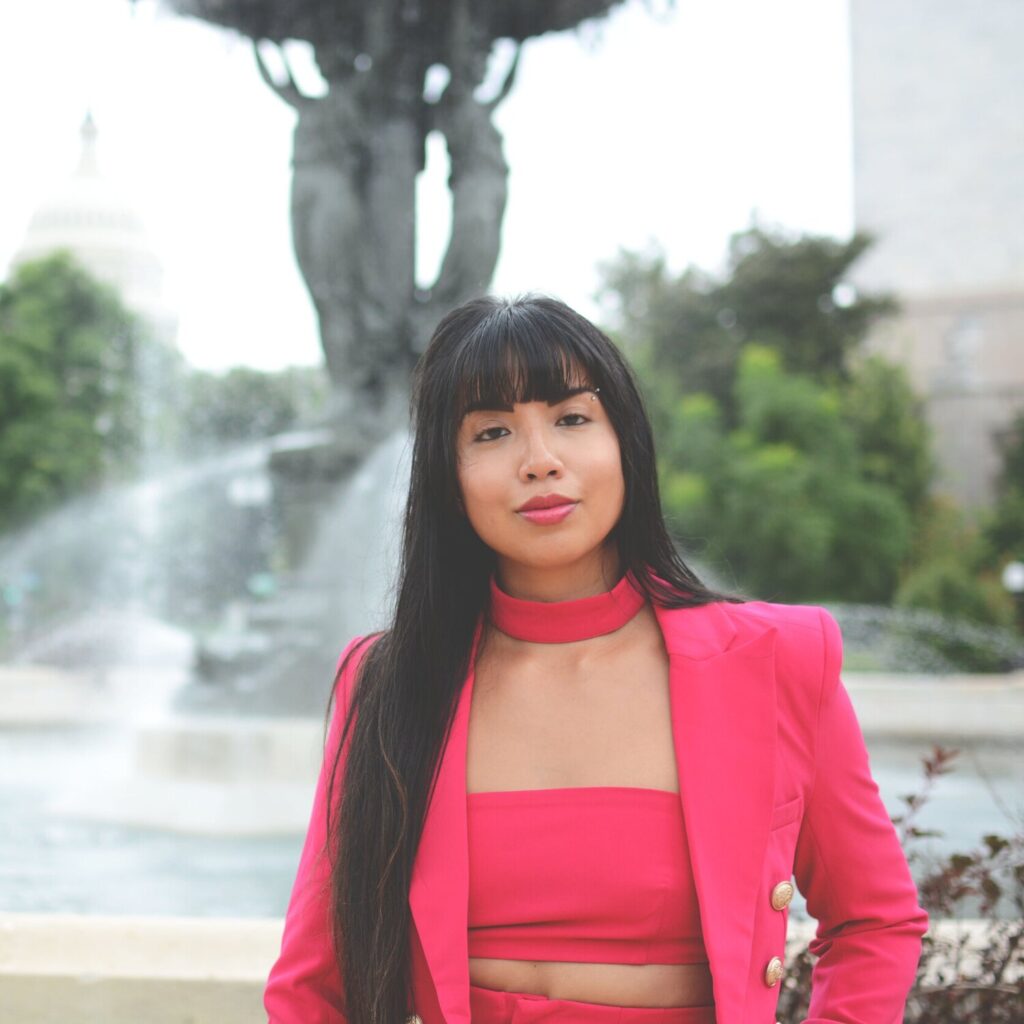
left=981, top=409, right=1024, bottom=564
left=841, top=354, right=936, bottom=516
left=658, top=347, right=912, bottom=603
left=730, top=347, right=910, bottom=601
left=599, top=224, right=896, bottom=422
left=601, top=228, right=924, bottom=603
left=601, top=249, right=741, bottom=414
left=972, top=409, right=1024, bottom=632
left=172, top=364, right=329, bottom=452
left=994, top=408, right=1024, bottom=491
left=717, top=226, right=896, bottom=382
left=657, top=392, right=726, bottom=554
left=0, top=252, right=151, bottom=530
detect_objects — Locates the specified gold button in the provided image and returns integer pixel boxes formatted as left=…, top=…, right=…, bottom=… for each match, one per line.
left=764, top=955, right=784, bottom=987
left=770, top=879, right=794, bottom=910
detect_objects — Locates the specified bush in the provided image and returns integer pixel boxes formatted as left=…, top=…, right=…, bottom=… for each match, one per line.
left=896, top=559, right=1016, bottom=630
left=775, top=746, right=1024, bottom=1022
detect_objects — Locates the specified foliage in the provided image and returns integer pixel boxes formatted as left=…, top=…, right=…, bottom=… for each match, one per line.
left=168, top=364, right=330, bottom=454
left=656, top=345, right=912, bottom=603
left=894, top=497, right=1018, bottom=632
left=775, top=746, right=1024, bottom=1023
left=0, top=252, right=153, bottom=530
left=977, top=409, right=1024, bottom=631
left=985, top=487, right=1024, bottom=572
left=991, top=409, right=1024, bottom=498
left=718, top=226, right=897, bottom=381
left=599, top=229, right=989, bottom=610
left=0, top=252, right=333, bottom=539
left=602, top=249, right=742, bottom=417
left=896, top=559, right=1017, bottom=631
left=841, top=354, right=935, bottom=517
left=599, top=225, right=897, bottom=420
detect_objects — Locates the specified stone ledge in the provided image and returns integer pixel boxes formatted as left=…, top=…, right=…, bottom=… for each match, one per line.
left=0, top=912, right=282, bottom=978
left=0, top=913, right=1012, bottom=1023
left=0, top=914, right=283, bottom=1024
left=0, top=976, right=265, bottom=1024
left=3, top=666, right=1023, bottom=739
left=845, top=671, right=1024, bottom=739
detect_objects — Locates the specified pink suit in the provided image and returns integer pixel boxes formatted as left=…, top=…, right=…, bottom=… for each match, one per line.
left=265, top=597, right=928, bottom=1023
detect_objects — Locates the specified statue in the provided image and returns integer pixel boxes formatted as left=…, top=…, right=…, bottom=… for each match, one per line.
left=165, top=0, right=626, bottom=442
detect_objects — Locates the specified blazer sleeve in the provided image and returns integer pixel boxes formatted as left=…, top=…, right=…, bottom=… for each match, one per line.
left=793, top=608, right=929, bottom=1024
left=264, top=635, right=368, bottom=1024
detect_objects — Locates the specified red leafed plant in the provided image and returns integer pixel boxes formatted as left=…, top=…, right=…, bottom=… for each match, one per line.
left=775, top=745, right=1024, bottom=1022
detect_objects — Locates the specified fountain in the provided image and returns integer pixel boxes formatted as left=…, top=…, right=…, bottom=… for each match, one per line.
left=0, top=425, right=409, bottom=860
left=1, top=419, right=1021, bottom=914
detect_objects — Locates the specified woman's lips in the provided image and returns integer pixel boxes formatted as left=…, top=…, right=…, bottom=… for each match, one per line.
left=517, top=502, right=579, bottom=525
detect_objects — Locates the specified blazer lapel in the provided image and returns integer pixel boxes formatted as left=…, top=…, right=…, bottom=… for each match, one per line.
left=652, top=599, right=778, bottom=1024
left=409, top=603, right=777, bottom=1024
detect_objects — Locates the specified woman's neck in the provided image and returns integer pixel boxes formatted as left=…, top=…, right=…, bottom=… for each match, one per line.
left=493, top=549, right=623, bottom=604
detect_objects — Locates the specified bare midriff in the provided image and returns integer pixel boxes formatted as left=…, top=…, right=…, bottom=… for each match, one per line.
left=468, top=958, right=715, bottom=1007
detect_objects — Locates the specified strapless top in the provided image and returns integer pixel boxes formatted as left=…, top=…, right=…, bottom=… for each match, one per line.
left=466, top=786, right=707, bottom=965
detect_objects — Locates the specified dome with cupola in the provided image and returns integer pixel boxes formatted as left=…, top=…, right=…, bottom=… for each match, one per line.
left=10, top=112, right=173, bottom=336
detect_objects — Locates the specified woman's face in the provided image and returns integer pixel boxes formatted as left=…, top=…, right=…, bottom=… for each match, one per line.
left=455, top=385, right=626, bottom=576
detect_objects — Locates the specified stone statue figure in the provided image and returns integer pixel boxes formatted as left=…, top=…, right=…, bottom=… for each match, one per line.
left=165, top=0, right=624, bottom=442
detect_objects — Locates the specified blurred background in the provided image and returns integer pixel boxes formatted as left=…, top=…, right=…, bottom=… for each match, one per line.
left=0, top=0, right=1021, bottom=1019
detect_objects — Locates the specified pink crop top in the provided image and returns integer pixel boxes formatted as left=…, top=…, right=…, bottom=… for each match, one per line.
left=466, top=785, right=707, bottom=965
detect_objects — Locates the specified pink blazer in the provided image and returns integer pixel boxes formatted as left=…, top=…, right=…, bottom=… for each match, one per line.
left=265, top=597, right=928, bottom=1024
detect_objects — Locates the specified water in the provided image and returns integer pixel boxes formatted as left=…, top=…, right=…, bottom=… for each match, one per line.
left=0, top=724, right=1018, bottom=919
left=0, top=726, right=301, bottom=917
left=0, top=427, right=412, bottom=716
left=869, top=737, right=1024, bottom=852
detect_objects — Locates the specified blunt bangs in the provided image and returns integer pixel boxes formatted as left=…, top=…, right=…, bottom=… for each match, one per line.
left=447, top=301, right=605, bottom=424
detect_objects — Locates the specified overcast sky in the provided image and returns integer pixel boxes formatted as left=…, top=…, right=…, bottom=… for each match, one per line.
left=0, top=0, right=852, bottom=372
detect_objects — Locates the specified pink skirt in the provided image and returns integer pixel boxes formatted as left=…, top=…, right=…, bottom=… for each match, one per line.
left=469, top=984, right=717, bottom=1023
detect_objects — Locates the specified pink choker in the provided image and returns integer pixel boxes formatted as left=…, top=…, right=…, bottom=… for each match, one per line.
left=487, top=572, right=647, bottom=643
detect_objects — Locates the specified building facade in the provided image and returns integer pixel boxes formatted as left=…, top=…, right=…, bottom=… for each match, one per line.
left=849, top=0, right=1024, bottom=509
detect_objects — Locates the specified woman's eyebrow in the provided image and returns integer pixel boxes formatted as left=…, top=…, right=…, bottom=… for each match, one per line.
left=463, top=387, right=595, bottom=415
left=560, top=385, right=595, bottom=400
left=462, top=400, right=513, bottom=414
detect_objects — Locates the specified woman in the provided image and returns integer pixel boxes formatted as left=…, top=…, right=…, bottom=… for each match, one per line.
left=264, top=295, right=928, bottom=1024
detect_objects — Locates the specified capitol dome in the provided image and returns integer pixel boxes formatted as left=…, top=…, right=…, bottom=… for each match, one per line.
left=10, top=113, right=174, bottom=337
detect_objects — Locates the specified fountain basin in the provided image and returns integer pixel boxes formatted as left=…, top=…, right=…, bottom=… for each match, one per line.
left=51, top=716, right=326, bottom=836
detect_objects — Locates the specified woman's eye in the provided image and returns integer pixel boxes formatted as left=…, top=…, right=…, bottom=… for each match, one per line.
left=472, top=414, right=588, bottom=442
left=474, top=426, right=508, bottom=442
left=559, top=413, right=589, bottom=426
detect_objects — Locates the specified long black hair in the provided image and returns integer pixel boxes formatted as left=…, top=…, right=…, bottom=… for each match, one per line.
left=325, top=294, right=744, bottom=1022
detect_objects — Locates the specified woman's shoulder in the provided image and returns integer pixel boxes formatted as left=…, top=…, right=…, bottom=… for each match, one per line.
left=684, top=598, right=843, bottom=692
left=713, top=597, right=844, bottom=697
left=654, top=593, right=841, bottom=688
left=659, top=592, right=838, bottom=639
left=334, top=631, right=382, bottom=672
left=648, top=574, right=838, bottom=650
left=720, top=596, right=839, bottom=641
left=332, top=631, right=386, bottom=704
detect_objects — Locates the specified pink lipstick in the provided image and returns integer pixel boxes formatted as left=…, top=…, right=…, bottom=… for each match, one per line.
left=517, top=502, right=578, bottom=525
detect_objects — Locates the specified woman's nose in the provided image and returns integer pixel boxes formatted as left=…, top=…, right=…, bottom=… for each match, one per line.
left=519, top=432, right=563, bottom=480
